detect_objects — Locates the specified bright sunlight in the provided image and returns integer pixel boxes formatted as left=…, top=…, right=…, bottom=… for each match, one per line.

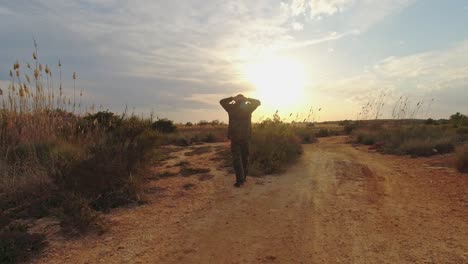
left=244, top=57, right=307, bottom=111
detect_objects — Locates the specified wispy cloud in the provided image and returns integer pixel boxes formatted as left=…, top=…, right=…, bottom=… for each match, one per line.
left=316, top=41, right=468, bottom=118
left=1, top=0, right=454, bottom=122
left=289, top=0, right=353, bottom=18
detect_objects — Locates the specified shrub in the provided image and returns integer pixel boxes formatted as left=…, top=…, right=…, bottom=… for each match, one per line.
left=0, top=46, right=162, bottom=260
left=399, top=139, right=437, bottom=157
left=0, top=229, right=46, bottom=264
left=55, top=193, right=106, bottom=234
left=83, top=111, right=121, bottom=130
left=425, top=118, right=435, bottom=125
left=198, top=120, right=209, bottom=126
left=203, top=132, right=217, bottom=143
left=293, top=126, right=317, bottom=144
left=210, top=120, right=221, bottom=126
left=450, top=112, right=468, bottom=126
left=56, top=128, right=159, bottom=211
left=316, top=128, right=330, bottom=137
left=456, top=127, right=468, bottom=135
left=456, top=146, right=468, bottom=173
left=352, top=125, right=458, bottom=157
left=152, top=118, right=176, bottom=133
left=249, top=117, right=302, bottom=175
left=344, top=122, right=357, bottom=134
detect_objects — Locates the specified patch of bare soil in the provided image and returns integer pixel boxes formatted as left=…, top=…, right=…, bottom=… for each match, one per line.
left=35, top=138, right=467, bottom=264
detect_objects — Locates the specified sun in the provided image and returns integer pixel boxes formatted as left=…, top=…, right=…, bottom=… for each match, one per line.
left=244, top=57, right=306, bottom=111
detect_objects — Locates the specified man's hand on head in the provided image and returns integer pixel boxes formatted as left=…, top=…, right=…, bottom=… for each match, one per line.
left=234, top=95, right=247, bottom=104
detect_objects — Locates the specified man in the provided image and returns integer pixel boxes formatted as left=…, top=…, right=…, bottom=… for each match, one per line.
left=220, top=94, right=261, bottom=187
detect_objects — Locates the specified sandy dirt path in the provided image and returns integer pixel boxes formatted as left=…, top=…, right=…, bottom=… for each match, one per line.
left=36, top=137, right=467, bottom=264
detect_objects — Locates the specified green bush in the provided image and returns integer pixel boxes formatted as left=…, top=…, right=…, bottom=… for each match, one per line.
left=249, top=117, right=302, bottom=175
left=152, top=118, right=176, bottom=133
left=450, top=112, right=468, bottom=126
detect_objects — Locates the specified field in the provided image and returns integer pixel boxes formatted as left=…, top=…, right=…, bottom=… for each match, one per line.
left=1, top=50, right=467, bottom=264
left=0, top=64, right=319, bottom=262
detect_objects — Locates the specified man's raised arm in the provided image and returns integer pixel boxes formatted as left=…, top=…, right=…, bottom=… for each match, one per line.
left=220, top=96, right=234, bottom=112
left=247, top=98, right=261, bottom=112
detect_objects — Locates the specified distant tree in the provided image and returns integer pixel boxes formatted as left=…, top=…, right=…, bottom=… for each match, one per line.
left=210, top=119, right=221, bottom=126
left=83, top=111, right=121, bottom=130
left=425, top=118, right=435, bottom=125
left=198, top=120, right=209, bottom=126
left=152, top=118, right=176, bottom=133
left=450, top=112, right=468, bottom=126
left=185, top=122, right=193, bottom=126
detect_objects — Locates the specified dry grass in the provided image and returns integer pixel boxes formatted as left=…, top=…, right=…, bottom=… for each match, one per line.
left=249, top=114, right=303, bottom=175
left=353, top=124, right=459, bottom=156
left=161, top=124, right=228, bottom=146
left=351, top=121, right=463, bottom=157
left=456, top=145, right=468, bottom=173
left=0, top=46, right=161, bottom=262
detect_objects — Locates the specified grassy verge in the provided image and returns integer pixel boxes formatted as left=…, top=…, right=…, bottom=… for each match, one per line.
left=351, top=120, right=466, bottom=157
left=0, top=50, right=162, bottom=262
left=353, top=126, right=456, bottom=156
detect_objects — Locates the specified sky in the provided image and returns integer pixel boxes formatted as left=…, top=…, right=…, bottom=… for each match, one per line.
left=0, top=0, right=467, bottom=122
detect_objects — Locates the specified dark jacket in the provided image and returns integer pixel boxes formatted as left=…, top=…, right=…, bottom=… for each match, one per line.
left=220, top=97, right=261, bottom=142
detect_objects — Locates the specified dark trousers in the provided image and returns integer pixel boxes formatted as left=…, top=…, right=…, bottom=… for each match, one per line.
left=231, top=140, right=250, bottom=183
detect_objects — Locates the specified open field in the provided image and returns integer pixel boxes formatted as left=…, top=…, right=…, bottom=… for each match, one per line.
left=1, top=46, right=467, bottom=263
left=2, top=3, right=468, bottom=263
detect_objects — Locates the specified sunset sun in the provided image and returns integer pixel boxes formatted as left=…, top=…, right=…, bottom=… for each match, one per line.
left=245, top=57, right=306, bottom=111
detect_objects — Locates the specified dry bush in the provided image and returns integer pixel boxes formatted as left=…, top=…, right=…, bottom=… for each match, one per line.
left=352, top=125, right=459, bottom=157
left=456, top=145, right=468, bottom=173
left=0, top=46, right=161, bottom=260
left=162, top=124, right=228, bottom=146
left=0, top=223, right=46, bottom=264
left=249, top=114, right=303, bottom=175
left=292, top=126, right=317, bottom=143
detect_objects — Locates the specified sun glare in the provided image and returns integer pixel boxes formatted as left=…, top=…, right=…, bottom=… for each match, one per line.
left=245, top=57, right=306, bottom=111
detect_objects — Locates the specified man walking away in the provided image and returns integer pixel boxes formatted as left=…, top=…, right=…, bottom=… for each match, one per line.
left=220, top=94, right=261, bottom=187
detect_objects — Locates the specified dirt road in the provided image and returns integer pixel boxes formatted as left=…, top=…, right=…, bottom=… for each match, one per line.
left=36, top=137, right=467, bottom=264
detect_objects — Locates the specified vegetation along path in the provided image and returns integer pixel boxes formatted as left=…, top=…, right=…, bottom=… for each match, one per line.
left=36, top=137, right=467, bottom=263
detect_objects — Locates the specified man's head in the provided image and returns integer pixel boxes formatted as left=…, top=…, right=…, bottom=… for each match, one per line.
left=234, top=94, right=246, bottom=103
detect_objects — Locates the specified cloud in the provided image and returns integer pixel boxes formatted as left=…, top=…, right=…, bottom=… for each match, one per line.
left=283, top=29, right=360, bottom=50
left=0, top=0, right=418, bottom=121
left=292, top=22, right=304, bottom=31
left=286, top=0, right=414, bottom=32
left=183, top=93, right=225, bottom=107
left=315, top=41, right=468, bottom=118
left=288, top=0, right=352, bottom=18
